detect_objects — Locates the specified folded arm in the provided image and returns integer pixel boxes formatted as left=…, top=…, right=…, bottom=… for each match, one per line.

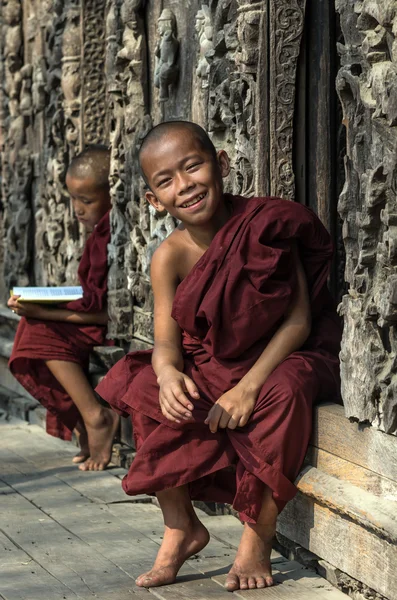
left=206, top=243, right=312, bottom=432
left=7, top=295, right=108, bottom=325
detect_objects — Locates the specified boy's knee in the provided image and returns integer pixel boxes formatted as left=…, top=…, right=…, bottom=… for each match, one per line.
left=133, top=365, right=158, bottom=390
left=268, top=377, right=313, bottom=412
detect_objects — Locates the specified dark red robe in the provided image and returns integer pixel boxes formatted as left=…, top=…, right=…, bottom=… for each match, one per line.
left=9, top=211, right=111, bottom=441
left=96, top=196, right=341, bottom=521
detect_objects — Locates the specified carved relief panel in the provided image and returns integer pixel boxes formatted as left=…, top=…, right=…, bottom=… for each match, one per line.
left=104, top=0, right=307, bottom=344
left=1, top=0, right=314, bottom=356
left=336, top=0, right=397, bottom=434
left=0, top=0, right=108, bottom=300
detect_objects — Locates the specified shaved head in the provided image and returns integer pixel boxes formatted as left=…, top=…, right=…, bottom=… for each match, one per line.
left=139, top=121, right=217, bottom=185
left=67, top=144, right=111, bottom=190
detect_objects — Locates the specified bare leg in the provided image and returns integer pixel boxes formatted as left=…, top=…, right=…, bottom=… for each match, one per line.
left=225, top=485, right=277, bottom=591
left=136, top=485, right=210, bottom=588
left=72, top=420, right=90, bottom=463
left=45, top=360, right=119, bottom=471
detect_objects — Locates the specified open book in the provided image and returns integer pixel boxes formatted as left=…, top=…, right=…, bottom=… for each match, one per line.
left=11, top=286, right=83, bottom=303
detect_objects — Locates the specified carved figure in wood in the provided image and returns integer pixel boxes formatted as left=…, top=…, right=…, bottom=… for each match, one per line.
left=19, top=64, right=33, bottom=116
left=117, top=3, right=142, bottom=66
left=195, top=5, right=214, bottom=88
left=32, top=60, right=46, bottom=112
left=154, top=8, right=179, bottom=102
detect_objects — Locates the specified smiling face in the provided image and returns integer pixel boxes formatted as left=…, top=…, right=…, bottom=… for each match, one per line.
left=66, top=174, right=111, bottom=232
left=141, top=128, right=230, bottom=228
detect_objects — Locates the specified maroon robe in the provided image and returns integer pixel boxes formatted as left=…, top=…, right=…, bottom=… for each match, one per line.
left=9, top=211, right=111, bottom=441
left=96, top=196, right=341, bottom=521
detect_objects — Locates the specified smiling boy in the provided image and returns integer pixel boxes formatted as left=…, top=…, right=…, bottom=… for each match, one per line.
left=96, top=122, right=341, bottom=590
left=8, top=145, right=119, bottom=471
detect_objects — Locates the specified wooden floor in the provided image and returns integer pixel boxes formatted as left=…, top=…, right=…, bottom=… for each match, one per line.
left=0, top=415, right=348, bottom=600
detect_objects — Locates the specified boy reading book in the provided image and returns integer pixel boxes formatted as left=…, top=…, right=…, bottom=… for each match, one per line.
left=8, top=145, right=119, bottom=471
left=95, top=122, right=341, bottom=590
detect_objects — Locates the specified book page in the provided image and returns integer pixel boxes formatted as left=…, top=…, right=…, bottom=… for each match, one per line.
left=12, top=286, right=83, bottom=303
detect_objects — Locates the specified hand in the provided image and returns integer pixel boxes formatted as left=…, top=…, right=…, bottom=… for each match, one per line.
left=157, top=366, right=200, bottom=423
left=7, top=295, right=44, bottom=319
left=205, top=384, right=258, bottom=433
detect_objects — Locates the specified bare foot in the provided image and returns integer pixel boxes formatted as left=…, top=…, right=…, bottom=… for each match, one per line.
left=225, top=522, right=275, bottom=591
left=78, top=408, right=119, bottom=471
left=136, top=518, right=210, bottom=588
left=72, top=422, right=89, bottom=463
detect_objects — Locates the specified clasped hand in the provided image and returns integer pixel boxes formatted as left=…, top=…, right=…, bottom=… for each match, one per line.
left=204, top=385, right=257, bottom=433
left=157, top=366, right=257, bottom=432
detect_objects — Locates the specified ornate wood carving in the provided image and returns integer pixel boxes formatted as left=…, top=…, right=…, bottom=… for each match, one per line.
left=0, top=0, right=32, bottom=295
left=336, top=0, right=397, bottom=434
left=0, top=0, right=308, bottom=349
left=0, top=0, right=109, bottom=300
left=105, top=0, right=152, bottom=341
left=269, top=0, right=306, bottom=200
left=82, top=0, right=108, bottom=145
left=154, top=8, right=179, bottom=103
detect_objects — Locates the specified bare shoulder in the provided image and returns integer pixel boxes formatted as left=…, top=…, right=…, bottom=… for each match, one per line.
left=151, top=228, right=186, bottom=283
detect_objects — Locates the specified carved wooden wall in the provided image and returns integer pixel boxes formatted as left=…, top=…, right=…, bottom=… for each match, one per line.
left=336, top=0, right=397, bottom=435
left=104, top=0, right=308, bottom=344
left=1, top=1, right=346, bottom=388
left=0, top=0, right=108, bottom=300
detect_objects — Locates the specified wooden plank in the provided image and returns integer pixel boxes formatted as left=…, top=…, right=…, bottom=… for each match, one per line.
left=312, top=403, right=397, bottom=482
left=149, top=575, right=234, bottom=600
left=0, top=531, right=80, bottom=600
left=213, top=558, right=348, bottom=600
left=0, top=447, right=210, bottom=589
left=213, top=575, right=324, bottom=600
left=0, top=481, right=138, bottom=599
left=306, top=446, right=397, bottom=501
left=0, top=428, right=134, bottom=505
left=274, top=560, right=348, bottom=599
left=0, top=423, right=78, bottom=462
left=53, top=466, right=133, bottom=504
left=0, top=456, right=165, bottom=575
left=295, top=466, right=397, bottom=542
left=278, top=491, right=397, bottom=599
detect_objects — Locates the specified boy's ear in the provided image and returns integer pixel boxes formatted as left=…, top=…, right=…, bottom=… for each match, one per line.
left=217, top=150, right=231, bottom=178
left=145, top=190, right=166, bottom=213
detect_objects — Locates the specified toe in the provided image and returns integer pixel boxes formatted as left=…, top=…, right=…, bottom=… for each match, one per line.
left=78, top=462, right=88, bottom=471
left=256, top=577, right=266, bottom=588
left=225, top=574, right=239, bottom=592
left=265, top=575, right=274, bottom=587
left=240, top=577, right=249, bottom=590
left=248, top=577, right=256, bottom=589
left=135, top=572, right=147, bottom=586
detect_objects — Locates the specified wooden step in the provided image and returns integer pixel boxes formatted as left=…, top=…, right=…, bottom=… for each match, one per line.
left=311, top=402, right=397, bottom=482
left=278, top=465, right=397, bottom=599
left=295, top=466, right=397, bottom=542
left=278, top=404, right=397, bottom=599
